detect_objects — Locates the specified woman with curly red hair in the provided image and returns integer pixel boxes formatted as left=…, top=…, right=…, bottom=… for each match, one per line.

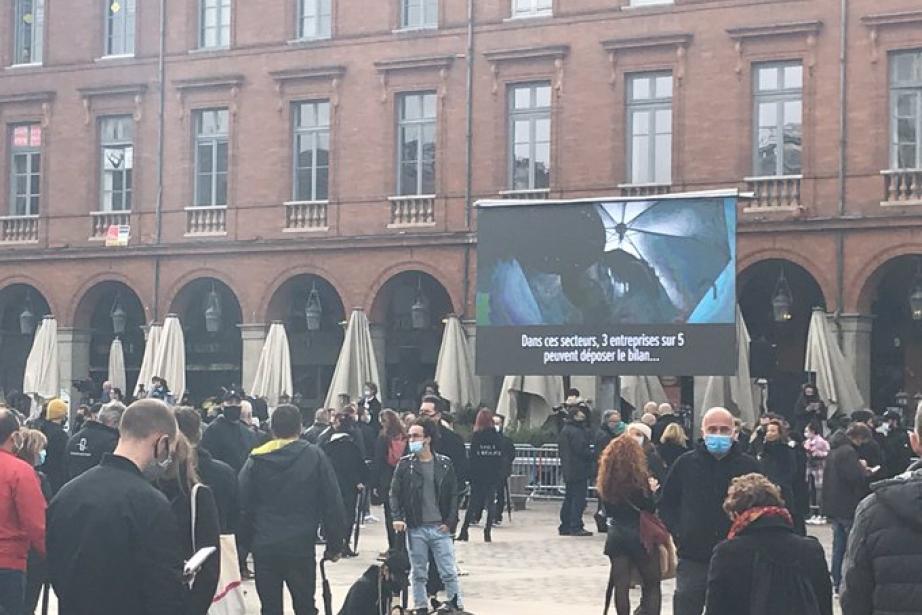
left=596, top=436, right=662, bottom=615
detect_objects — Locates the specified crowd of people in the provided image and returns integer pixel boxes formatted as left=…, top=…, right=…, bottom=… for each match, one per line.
left=1, top=377, right=922, bottom=615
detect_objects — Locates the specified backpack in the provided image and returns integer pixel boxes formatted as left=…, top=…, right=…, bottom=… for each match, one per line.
left=749, top=551, right=822, bottom=615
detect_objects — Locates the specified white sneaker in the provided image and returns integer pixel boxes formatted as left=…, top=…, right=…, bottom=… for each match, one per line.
left=363, top=514, right=379, bottom=524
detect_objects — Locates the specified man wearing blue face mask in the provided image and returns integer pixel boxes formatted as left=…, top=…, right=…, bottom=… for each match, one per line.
left=658, top=407, right=760, bottom=615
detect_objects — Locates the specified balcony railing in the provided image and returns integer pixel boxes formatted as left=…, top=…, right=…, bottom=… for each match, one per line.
left=498, top=188, right=550, bottom=200
left=881, top=169, right=922, bottom=206
left=90, top=210, right=131, bottom=239
left=0, top=215, right=39, bottom=243
left=185, top=205, right=227, bottom=236
left=388, top=195, right=436, bottom=227
left=284, top=200, right=328, bottom=231
left=618, top=183, right=671, bottom=197
left=744, top=175, right=803, bottom=210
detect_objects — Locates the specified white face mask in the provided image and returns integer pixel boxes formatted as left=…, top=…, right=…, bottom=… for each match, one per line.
left=634, top=435, right=645, bottom=447
left=361, top=414, right=371, bottom=424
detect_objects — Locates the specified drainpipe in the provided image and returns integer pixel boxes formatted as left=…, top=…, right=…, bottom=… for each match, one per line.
left=834, top=0, right=848, bottom=344
left=461, top=0, right=475, bottom=317
left=153, top=0, right=167, bottom=321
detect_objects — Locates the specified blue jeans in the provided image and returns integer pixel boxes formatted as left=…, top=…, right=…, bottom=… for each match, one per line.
left=406, top=524, right=462, bottom=610
left=831, top=518, right=852, bottom=592
left=559, top=478, right=588, bottom=533
left=0, top=569, right=25, bottom=615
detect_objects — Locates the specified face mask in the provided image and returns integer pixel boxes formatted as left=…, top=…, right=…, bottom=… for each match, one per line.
left=142, top=437, right=173, bottom=481
left=223, top=405, right=242, bottom=422
left=408, top=441, right=424, bottom=454
left=361, top=414, right=372, bottom=424
left=633, top=435, right=645, bottom=447
left=704, top=434, right=733, bottom=456
left=494, top=425, right=502, bottom=433
left=363, top=390, right=373, bottom=398
left=36, top=449, right=46, bottom=467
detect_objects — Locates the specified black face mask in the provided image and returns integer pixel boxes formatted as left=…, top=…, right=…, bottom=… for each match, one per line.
left=223, top=405, right=242, bottom=422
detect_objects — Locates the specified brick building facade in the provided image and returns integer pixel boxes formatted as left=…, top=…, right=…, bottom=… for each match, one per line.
left=0, top=0, right=921, bottom=412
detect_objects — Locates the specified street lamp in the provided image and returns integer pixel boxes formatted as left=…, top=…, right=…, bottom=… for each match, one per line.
left=909, top=261, right=922, bottom=321
left=410, top=277, right=430, bottom=330
left=304, top=282, right=322, bottom=332
left=772, top=267, right=793, bottom=323
left=204, top=283, right=222, bottom=333
left=19, top=293, right=35, bottom=335
left=110, top=294, right=127, bottom=335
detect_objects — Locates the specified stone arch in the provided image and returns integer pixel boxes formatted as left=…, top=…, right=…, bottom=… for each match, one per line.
left=852, top=243, right=922, bottom=314
left=365, top=261, right=458, bottom=322
left=738, top=248, right=834, bottom=310
left=257, top=264, right=349, bottom=324
left=71, top=277, right=147, bottom=330
left=0, top=275, right=61, bottom=321
left=164, top=269, right=246, bottom=320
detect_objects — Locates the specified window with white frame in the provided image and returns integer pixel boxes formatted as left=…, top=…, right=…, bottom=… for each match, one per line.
left=509, top=83, right=551, bottom=190
left=753, top=62, right=803, bottom=176
left=194, top=109, right=229, bottom=207
left=512, top=0, right=552, bottom=18
left=400, top=0, right=437, bottom=29
left=627, top=72, right=672, bottom=185
left=397, top=92, right=437, bottom=196
left=100, top=117, right=134, bottom=211
left=105, top=0, right=136, bottom=56
left=891, top=50, right=922, bottom=170
left=298, top=0, right=331, bottom=40
left=9, top=124, right=41, bottom=216
left=293, top=101, right=330, bottom=201
left=199, top=0, right=231, bottom=49
left=14, top=0, right=44, bottom=65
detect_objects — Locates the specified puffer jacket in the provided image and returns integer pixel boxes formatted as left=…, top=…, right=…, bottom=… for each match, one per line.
left=841, top=469, right=922, bottom=615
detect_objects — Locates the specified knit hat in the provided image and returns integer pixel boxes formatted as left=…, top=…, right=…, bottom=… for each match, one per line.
left=47, top=398, right=68, bottom=422
left=628, top=422, right=652, bottom=442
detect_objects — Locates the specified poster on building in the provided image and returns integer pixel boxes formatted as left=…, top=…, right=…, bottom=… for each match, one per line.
left=475, top=191, right=738, bottom=375
left=104, top=224, right=130, bottom=247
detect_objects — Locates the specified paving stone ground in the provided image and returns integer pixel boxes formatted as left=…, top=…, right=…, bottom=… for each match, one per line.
left=47, top=501, right=840, bottom=614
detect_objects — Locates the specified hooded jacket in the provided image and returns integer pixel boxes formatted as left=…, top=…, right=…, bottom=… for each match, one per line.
left=65, top=421, right=119, bottom=480
left=821, top=439, right=869, bottom=521
left=238, top=438, right=346, bottom=558
left=841, top=469, right=922, bottom=615
left=657, top=442, right=761, bottom=563
left=389, top=452, right=459, bottom=531
left=201, top=415, right=257, bottom=473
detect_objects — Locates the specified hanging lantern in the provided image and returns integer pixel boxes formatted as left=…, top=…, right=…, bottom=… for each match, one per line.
left=771, top=267, right=793, bottom=323
left=410, top=277, right=430, bottom=330
left=19, top=304, right=35, bottom=336
left=909, top=261, right=922, bottom=321
left=304, top=282, right=323, bottom=332
left=204, top=284, right=222, bottom=333
left=110, top=295, right=127, bottom=335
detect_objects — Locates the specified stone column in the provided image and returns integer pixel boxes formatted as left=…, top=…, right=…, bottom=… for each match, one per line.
left=239, top=323, right=266, bottom=394
left=57, top=328, right=91, bottom=426
left=369, top=324, right=387, bottom=398
left=837, top=314, right=874, bottom=405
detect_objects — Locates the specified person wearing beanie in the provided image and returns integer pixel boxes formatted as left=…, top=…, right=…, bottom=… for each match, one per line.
left=627, top=422, right=667, bottom=484
left=34, top=399, right=69, bottom=494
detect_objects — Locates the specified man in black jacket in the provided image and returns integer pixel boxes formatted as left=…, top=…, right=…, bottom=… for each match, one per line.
left=201, top=391, right=257, bottom=473
left=842, top=405, right=922, bottom=614
left=657, top=407, right=761, bottom=615
left=47, top=399, right=185, bottom=615
left=823, top=422, right=873, bottom=593
left=558, top=403, right=594, bottom=537
left=239, top=404, right=346, bottom=615
left=321, top=408, right=369, bottom=557
left=390, top=418, right=463, bottom=615
left=65, top=401, right=123, bottom=479
left=419, top=395, right=468, bottom=487
left=175, top=406, right=238, bottom=533
left=880, top=408, right=914, bottom=479
left=301, top=408, right=330, bottom=444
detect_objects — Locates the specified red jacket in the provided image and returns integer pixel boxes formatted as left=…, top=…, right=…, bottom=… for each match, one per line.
left=0, top=449, right=46, bottom=570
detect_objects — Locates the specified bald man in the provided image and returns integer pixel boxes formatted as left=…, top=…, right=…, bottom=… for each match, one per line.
left=657, top=407, right=760, bottom=615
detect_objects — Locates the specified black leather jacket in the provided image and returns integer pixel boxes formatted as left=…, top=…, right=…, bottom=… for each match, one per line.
left=389, top=452, right=459, bottom=531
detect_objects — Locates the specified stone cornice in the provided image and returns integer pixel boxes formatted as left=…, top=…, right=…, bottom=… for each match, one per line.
left=483, top=44, right=569, bottom=64
left=269, top=65, right=346, bottom=83
left=601, top=32, right=692, bottom=53
left=373, top=55, right=455, bottom=73
left=172, top=74, right=245, bottom=92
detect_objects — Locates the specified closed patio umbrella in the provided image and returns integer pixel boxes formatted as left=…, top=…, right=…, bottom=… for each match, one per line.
left=694, top=305, right=757, bottom=429
left=324, top=309, right=381, bottom=409
left=806, top=308, right=864, bottom=418
left=434, top=315, right=477, bottom=412
left=496, top=375, right=564, bottom=429
left=23, top=315, right=60, bottom=418
left=152, top=314, right=186, bottom=403
left=250, top=321, right=293, bottom=408
left=107, top=337, right=127, bottom=395
left=135, top=324, right=162, bottom=397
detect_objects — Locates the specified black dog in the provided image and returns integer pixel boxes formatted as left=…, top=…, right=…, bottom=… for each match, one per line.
left=338, top=548, right=412, bottom=615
